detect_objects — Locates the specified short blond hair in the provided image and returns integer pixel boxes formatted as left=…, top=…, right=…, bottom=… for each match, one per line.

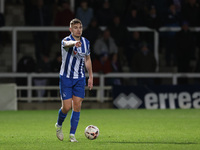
left=70, top=18, right=82, bottom=28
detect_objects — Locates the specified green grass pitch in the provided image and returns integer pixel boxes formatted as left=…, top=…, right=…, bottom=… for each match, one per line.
left=0, top=109, right=200, bottom=150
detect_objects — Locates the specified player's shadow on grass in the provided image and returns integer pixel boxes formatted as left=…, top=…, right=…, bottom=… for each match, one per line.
left=108, top=141, right=198, bottom=145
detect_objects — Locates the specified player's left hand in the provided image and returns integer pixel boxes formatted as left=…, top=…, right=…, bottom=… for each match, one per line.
left=88, top=78, right=93, bottom=90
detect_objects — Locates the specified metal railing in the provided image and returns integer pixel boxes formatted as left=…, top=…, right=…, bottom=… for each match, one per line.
left=17, top=86, right=112, bottom=102
left=0, top=72, right=200, bottom=102
left=1, top=26, right=200, bottom=102
left=0, top=26, right=159, bottom=72
left=1, top=26, right=200, bottom=72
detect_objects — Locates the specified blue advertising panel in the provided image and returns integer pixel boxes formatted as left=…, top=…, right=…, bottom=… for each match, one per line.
left=113, top=85, right=200, bottom=109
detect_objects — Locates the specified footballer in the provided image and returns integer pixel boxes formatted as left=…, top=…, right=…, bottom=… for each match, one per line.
left=55, top=18, right=93, bottom=142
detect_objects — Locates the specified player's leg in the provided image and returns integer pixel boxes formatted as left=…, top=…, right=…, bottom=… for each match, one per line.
left=69, top=78, right=85, bottom=142
left=69, top=96, right=83, bottom=142
left=57, top=99, right=72, bottom=126
left=57, top=76, right=73, bottom=126
left=70, top=96, right=83, bottom=132
left=56, top=76, right=73, bottom=141
left=56, top=99, right=72, bottom=141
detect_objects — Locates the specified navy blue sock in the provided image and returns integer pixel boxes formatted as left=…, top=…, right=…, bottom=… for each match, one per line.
left=70, top=111, right=80, bottom=134
left=57, top=108, right=67, bottom=126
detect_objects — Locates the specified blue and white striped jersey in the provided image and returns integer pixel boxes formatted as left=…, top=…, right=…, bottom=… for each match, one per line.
left=60, top=34, right=90, bottom=79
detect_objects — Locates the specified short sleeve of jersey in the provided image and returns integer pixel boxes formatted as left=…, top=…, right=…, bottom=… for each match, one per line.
left=86, top=43, right=90, bottom=56
left=61, top=37, right=71, bottom=48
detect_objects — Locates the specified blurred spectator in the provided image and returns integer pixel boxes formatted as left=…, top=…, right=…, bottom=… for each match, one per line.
left=145, top=5, right=161, bottom=30
left=92, top=52, right=112, bottom=85
left=126, top=31, right=142, bottom=67
left=94, top=29, right=118, bottom=58
left=30, top=0, right=52, bottom=61
left=129, top=0, right=154, bottom=12
left=150, top=0, right=169, bottom=15
left=23, top=0, right=34, bottom=25
left=163, top=4, right=181, bottom=66
left=173, top=0, right=182, bottom=13
left=96, top=1, right=115, bottom=26
left=163, top=3, right=181, bottom=26
left=108, top=15, right=129, bottom=69
left=30, top=0, right=52, bottom=26
left=127, top=0, right=152, bottom=19
left=51, top=52, right=62, bottom=73
left=50, top=52, right=62, bottom=96
left=84, top=0, right=102, bottom=14
left=16, top=56, right=36, bottom=96
left=76, top=0, right=93, bottom=27
left=0, top=12, right=5, bottom=45
left=35, top=54, right=52, bottom=73
left=54, top=0, right=75, bottom=39
left=83, top=18, right=102, bottom=59
left=17, top=56, right=36, bottom=73
left=34, top=54, right=52, bottom=98
left=182, top=0, right=200, bottom=27
left=110, top=53, right=122, bottom=85
left=92, top=52, right=112, bottom=74
left=111, top=53, right=122, bottom=72
left=0, top=13, right=5, bottom=27
left=131, top=42, right=157, bottom=72
left=109, top=0, right=128, bottom=17
left=23, top=0, right=56, bottom=26
left=131, top=42, right=157, bottom=85
left=175, top=21, right=195, bottom=84
left=108, top=15, right=129, bottom=48
left=125, top=6, right=143, bottom=27
left=175, top=21, right=195, bottom=73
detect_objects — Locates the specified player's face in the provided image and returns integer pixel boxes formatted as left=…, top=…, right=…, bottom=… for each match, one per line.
left=70, top=23, right=82, bottom=39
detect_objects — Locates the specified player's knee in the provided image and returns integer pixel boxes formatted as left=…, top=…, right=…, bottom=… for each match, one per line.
left=73, top=100, right=83, bottom=112
left=74, top=99, right=83, bottom=105
left=73, top=107, right=81, bottom=112
left=61, top=106, right=71, bottom=114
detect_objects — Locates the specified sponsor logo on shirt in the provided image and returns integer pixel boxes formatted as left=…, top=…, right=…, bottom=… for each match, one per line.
left=73, top=50, right=77, bottom=55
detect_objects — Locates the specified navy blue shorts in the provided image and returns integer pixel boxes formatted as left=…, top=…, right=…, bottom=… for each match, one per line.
left=59, top=75, right=86, bottom=100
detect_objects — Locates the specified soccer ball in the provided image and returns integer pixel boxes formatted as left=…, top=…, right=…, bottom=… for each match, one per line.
left=84, top=125, right=99, bottom=140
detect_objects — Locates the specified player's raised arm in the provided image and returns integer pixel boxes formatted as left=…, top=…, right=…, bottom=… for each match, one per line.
left=63, top=40, right=82, bottom=48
